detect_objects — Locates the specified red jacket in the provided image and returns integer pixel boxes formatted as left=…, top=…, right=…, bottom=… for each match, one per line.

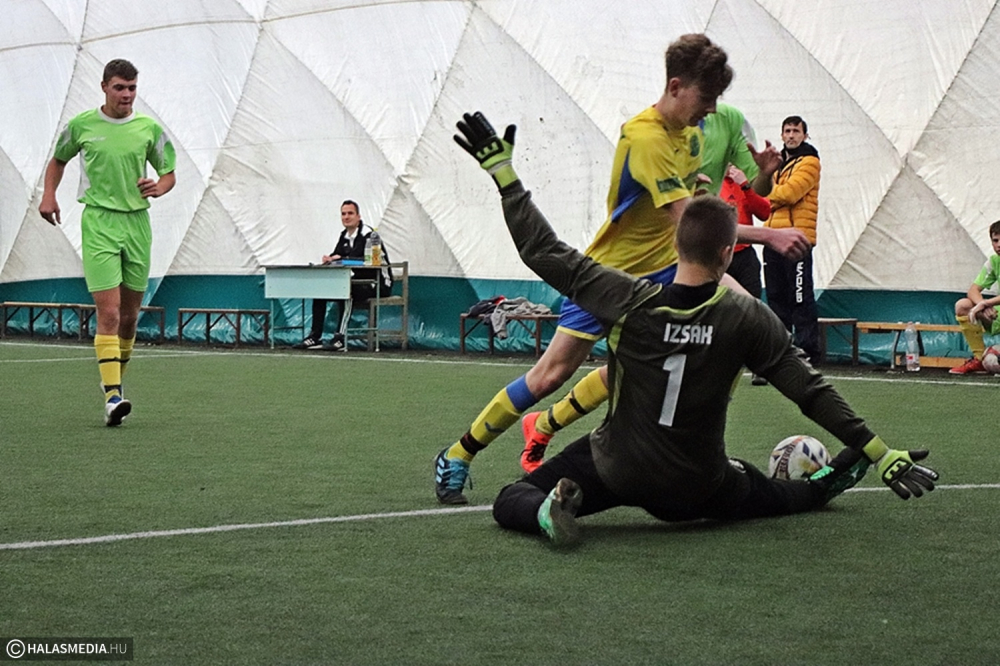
left=720, top=176, right=771, bottom=252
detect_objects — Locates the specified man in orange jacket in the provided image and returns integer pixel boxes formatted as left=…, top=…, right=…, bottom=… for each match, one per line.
left=765, top=116, right=821, bottom=363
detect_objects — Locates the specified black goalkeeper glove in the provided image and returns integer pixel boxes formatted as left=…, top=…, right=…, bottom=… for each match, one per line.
left=454, top=111, right=518, bottom=189
left=862, top=436, right=939, bottom=500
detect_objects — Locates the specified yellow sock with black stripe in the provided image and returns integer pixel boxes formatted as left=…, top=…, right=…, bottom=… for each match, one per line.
left=536, top=368, right=608, bottom=435
left=958, top=315, right=986, bottom=359
left=448, top=376, right=538, bottom=462
left=95, top=334, right=122, bottom=399
left=119, top=335, right=136, bottom=380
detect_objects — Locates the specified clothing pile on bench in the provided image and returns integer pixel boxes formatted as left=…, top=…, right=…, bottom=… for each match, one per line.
left=466, top=297, right=552, bottom=339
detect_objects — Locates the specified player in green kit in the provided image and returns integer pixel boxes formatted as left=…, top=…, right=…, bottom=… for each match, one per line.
left=40, top=59, right=176, bottom=426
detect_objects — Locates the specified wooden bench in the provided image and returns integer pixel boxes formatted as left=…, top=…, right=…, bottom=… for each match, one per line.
left=817, top=317, right=859, bottom=365
left=177, top=308, right=270, bottom=346
left=856, top=321, right=964, bottom=369
left=459, top=312, right=559, bottom=357
left=1, top=301, right=70, bottom=338
left=76, top=304, right=166, bottom=342
left=1, top=301, right=165, bottom=341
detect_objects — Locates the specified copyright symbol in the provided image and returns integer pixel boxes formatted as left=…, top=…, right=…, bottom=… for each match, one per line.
left=6, top=639, right=25, bottom=659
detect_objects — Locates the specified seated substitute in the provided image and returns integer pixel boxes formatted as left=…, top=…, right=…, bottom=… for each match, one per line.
left=453, top=112, right=938, bottom=547
left=950, top=219, right=1000, bottom=374
left=294, top=200, right=392, bottom=352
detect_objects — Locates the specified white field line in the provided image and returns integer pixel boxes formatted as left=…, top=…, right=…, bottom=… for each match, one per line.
left=2, top=484, right=999, bottom=551
left=0, top=505, right=493, bottom=551
left=0, top=341, right=543, bottom=369
left=3, top=341, right=1000, bottom=384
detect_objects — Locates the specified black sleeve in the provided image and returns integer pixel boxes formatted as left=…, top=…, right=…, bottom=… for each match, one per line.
left=743, top=300, right=876, bottom=450
left=499, top=182, right=659, bottom=325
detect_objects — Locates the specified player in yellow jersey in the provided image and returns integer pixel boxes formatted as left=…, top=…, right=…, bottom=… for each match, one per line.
left=436, top=34, right=807, bottom=504
left=40, top=59, right=176, bottom=426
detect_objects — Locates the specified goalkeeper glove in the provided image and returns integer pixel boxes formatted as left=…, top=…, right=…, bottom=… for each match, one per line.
left=453, top=111, right=519, bottom=189
left=809, top=447, right=870, bottom=501
left=862, top=436, right=939, bottom=500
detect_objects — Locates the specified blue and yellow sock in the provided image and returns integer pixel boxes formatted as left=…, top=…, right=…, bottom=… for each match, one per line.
left=448, top=376, right=538, bottom=461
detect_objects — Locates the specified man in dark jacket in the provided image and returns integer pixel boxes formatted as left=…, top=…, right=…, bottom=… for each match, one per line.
left=294, top=200, right=387, bottom=351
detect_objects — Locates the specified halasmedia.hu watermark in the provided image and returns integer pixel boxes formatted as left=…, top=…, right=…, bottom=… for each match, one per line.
left=2, top=638, right=132, bottom=661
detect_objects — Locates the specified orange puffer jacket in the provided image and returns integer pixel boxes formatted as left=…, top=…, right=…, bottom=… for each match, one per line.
left=766, top=146, right=820, bottom=245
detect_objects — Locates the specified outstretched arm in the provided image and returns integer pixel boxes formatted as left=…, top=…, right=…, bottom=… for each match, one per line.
left=454, top=111, right=658, bottom=326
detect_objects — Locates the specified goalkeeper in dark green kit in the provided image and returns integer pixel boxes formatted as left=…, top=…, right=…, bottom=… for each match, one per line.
left=452, top=111, right=939, bottom=547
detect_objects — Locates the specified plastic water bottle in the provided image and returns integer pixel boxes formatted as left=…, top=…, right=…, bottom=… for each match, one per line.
left=364, top=233, right=374, bottom=265
left=904, top=322, right=920, bottom=372
left=369, top=229, right=382, bottom=266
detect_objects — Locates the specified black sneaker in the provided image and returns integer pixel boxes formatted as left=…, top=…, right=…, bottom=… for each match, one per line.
left=293, top=336, right=323, bottom=350
left=323, top=334, right=346, bottom=352
left=751, top=374, right=768, bottom=386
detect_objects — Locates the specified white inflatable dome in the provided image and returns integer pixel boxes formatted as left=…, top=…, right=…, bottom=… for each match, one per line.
left=2, top=1, right=998, bottom=350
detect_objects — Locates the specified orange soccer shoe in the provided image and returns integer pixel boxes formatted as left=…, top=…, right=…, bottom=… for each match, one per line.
left=520, top=411, right=553, bottom=474
left=949, top=356, right=986, bottom=375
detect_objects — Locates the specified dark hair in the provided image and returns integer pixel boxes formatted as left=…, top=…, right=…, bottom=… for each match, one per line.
left=676, top=196, right=737, bottom=267
left=341, top=200, right=360, bottom=214
left=990, top=220, right=1000, bottom=237
left=103, top=59, right=138, bottom=83
left=665, top=34, right=733, bottom=99
left=782, top=115, right=808, bottom=134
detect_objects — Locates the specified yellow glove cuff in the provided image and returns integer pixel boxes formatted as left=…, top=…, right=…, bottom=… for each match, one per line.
left=862, top=436, right=889, bottom=463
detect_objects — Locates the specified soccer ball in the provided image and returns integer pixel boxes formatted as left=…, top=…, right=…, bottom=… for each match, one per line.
left=982, top=346, right=1000, bottom=374
left=768, top=435, right=832, bottom=480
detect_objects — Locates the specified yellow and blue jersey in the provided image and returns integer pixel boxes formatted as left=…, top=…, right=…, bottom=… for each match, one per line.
left=585, top=106, right=702, bottom=277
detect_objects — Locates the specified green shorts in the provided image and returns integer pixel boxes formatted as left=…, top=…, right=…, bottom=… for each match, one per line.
left=81, top=206, right=152, bottom=293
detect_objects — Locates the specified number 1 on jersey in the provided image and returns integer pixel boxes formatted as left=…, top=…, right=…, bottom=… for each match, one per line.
left=659, top=354, right=687, bottom=426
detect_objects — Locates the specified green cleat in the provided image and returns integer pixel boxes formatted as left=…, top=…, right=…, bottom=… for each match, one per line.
left=537, top=478, right=583, bottom=547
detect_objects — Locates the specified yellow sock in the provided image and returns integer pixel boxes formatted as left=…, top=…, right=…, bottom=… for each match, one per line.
left=95, top=334, right=122, bottom=399
left=445, top=388, right=525, bottom=463
left=468, top=389, right=522, bottom=448
left=958, top=315, right=986, bottom=358
left=537, top=369, right=608, bottom=435
left=119, top=336, right=136, bottom=380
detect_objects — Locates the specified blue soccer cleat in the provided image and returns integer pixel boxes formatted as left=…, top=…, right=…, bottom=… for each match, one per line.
left=434, top=447, right=471, bottom=505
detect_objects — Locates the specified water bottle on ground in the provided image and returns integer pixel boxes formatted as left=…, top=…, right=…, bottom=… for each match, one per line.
left=370, top=229, right=382, bottom=266
left=904, top=322, right=920, bottom=372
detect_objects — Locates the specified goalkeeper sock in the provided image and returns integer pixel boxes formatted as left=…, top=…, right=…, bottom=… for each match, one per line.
left=95, top=334, right=122, bottom=399
left=957, top=315, right=986, bottom=359
left=537, top=368, right=608, bottom=435
left=119, top=335, right=136, bottom=380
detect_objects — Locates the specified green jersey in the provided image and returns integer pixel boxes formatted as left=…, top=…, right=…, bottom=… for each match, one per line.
left=500, top=184, right=875, bottom=505
left=973, top=254, right=1000, bottom=292
left=699, top=103, right=759, bottom=196
left=53, top=109, right=175, bottom=212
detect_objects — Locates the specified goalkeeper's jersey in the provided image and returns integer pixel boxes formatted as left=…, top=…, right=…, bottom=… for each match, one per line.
left=585, top=106, right=702, bottom=277
left=500, top=184, right=876, bottom=505
left=53, top=108, right=176, bottom=212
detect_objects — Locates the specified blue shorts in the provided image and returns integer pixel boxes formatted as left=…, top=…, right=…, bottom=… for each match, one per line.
left=556, top=264, right=677, bottom=340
